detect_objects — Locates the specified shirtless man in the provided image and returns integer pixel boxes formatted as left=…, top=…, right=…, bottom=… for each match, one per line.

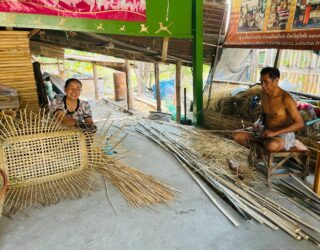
left=234, top=67, right=304, bottom=152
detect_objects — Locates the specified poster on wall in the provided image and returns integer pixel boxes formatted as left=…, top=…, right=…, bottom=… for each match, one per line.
left=238, top=0, right=267, bottom=32
left=0, top=0, right=147, bottom=21
left=225, top=0, right=320, bottom=49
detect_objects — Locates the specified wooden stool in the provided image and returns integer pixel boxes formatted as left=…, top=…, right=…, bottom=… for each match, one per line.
left=251, top=140, right=310, bottom=181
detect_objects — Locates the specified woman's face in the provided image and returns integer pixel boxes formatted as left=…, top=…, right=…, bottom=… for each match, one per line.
left=65, top=81, right=82, bottom=101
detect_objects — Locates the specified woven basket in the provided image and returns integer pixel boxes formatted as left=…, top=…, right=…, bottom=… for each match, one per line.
left=0, top=169, right=8, bottom=218
left=0, top=130, right=88, bottom=186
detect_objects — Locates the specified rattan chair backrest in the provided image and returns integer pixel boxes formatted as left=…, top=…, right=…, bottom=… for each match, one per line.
left=0, top=130, right=88, bottom=186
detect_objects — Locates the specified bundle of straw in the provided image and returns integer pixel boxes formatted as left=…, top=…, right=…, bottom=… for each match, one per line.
left=0, top=110, right=176, bottom=215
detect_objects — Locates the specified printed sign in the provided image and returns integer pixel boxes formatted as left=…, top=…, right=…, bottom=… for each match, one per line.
left=225, top=0, right=320, bottom=49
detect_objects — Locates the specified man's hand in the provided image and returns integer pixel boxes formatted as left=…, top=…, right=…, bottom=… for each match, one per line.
left=252, top=123, right=262, bottom=133
left=261, top=130, right=278, bottom=138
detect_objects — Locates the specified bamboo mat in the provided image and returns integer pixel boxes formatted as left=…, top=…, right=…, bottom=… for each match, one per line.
left=0, top=31, right=39, bottom=111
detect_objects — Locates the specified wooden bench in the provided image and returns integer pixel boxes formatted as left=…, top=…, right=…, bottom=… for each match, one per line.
left=251, top=140, right=310, bottom=181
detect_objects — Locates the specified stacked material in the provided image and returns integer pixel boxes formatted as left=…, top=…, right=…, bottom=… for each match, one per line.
left=0, top=110, right=176, bottom=215
left=0, top=31, right=39, bottom=111
left=137, top=121, right=320, bottom=246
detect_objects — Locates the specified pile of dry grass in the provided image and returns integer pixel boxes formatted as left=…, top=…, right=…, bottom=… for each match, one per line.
left=215, top=86, right=262, bottom=122
left=181, top=129, right=261, bottom=182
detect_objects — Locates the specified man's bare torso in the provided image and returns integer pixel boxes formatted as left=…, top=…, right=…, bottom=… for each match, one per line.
left=261, top=89, right=292, bottom=131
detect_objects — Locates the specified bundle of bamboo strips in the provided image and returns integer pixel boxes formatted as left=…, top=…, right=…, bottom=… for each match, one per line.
left=179, top=129, right=260, bottom=182
left=0, top=109, right=176, bottom=215
left=0, top=31, right=39, bottom=111
left=273, top=174, right=320, bottom=218
left=136, top=121, right=320, bottom=246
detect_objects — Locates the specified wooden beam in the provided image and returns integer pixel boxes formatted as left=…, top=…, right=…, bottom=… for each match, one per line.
left=32, top=37, right=157, bottom=64
left=162, top=37, right=169, bottom=62
left=175, top=61, right=182, bottom=122
left=94, top=61, right=126, bottom=72
left=92, top=63, right=99, bottom=100
left=125, top=60, right=133, bottom=110
left=31, top=35, right=192, bottom=66
left=154, top=62, right=161, bottom=112
left=103, top=98, right=133, bottom=115
left=28, top=29, right=41, bottom=39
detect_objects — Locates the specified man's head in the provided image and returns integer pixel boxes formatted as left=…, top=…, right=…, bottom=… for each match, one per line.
left=64, top=78, right=82, bottom=101
left=260, top=67, right=280, bottom=94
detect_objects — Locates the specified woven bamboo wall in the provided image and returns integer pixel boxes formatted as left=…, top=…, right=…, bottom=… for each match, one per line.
left=0, top=31, right=39, bottom=111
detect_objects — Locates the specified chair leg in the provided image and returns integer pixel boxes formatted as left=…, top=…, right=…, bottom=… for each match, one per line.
left=267, top=154, right=273, bottom=181
left=303, top=154, right=310, bottom=180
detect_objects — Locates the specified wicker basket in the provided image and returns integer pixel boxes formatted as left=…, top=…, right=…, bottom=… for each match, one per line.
left=0, top=130, right=88, bottom=186
left=0, top=169, right=8, bottom=218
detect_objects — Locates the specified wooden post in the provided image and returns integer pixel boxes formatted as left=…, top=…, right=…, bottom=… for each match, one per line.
left=154, top=62, right=161, bottom=112
left=125, top=60, right=133, bottom=110
left=57, top=59, right=65, bottom=80
left=176, top=61, right=181, bottom=122
left=92, top=63, right=99, bottom=100
left=314, top=142, right=320, bottom=194
left=162, top=37, right=169, bottom=62
left=274, top=49, right=280, bottom=68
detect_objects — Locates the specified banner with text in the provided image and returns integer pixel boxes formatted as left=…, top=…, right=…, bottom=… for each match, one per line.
left=0, top=0, right=146, bottom=21
left=225, top=0, right=320, bottom=49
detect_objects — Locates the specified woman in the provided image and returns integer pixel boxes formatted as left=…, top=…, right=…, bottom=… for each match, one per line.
left=50, top=78, right=95, bottom=131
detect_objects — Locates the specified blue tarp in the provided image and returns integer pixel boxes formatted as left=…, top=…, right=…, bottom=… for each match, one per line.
left=152, top=80, right=175, bottom=100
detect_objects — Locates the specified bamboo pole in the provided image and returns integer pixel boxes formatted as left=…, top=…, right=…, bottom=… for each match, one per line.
left=92, top=63, right=99, bottom=100
left=175, top=61, right=181, bottom=123
left=154, top=62, right=161, bottom=112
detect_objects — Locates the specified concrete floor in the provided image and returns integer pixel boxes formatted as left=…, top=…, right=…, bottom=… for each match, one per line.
left=0, top=102, right=318, bottom=250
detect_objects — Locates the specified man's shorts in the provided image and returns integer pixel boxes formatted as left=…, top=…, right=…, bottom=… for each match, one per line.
left=277, top=132, right=295, bottom=150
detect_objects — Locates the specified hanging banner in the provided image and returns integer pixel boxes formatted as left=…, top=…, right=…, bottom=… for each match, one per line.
left=0, top=0, right=192, bottom=38
left=0, top=0, right=146, bottom=22
left=225, top=0, right=320, bottom=49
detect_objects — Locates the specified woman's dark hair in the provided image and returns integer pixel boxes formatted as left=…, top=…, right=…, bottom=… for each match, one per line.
left=65, top=78, right=82, bottom=88
left=260, top=67, right=280, bottom=80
